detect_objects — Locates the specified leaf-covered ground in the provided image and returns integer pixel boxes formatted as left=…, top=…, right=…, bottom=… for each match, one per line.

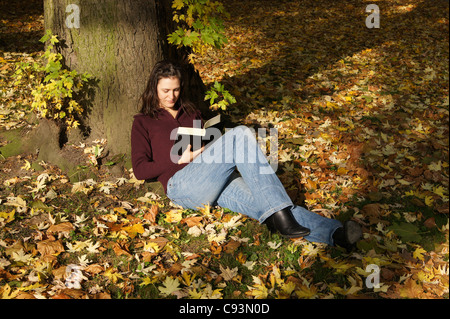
left=0, top=0, right=448, bottom=299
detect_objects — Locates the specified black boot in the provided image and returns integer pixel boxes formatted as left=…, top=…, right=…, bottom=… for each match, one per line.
left=263, top=208, right=310, bottom=238
left=332, top=220, right=362, bottom=251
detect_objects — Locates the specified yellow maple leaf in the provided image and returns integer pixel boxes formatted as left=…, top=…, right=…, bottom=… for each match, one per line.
left=188, top=288, right=204, bottom=299
left=246, top=283, right=268, bottom=299
left=428, top=161, right=442, bottom=171
left=0, top=284, right=19, bottom=299
left=320, top=255, right=355, bottom=274
left=413, top=247, right=427, bottom=261
left=269, top=265, right=284, bottom=287
left=158, top=276, right=180, bottom=296
left=21, top=160, right=31, bottom=171
left=181, top=272, right=196, bottom=286
left=0, top=210, right=15, bottom=224
left=328, top=283, right=348, bottom=295
left=103, top=268, right=124, bottom=283
left=113, top=207, right=127, bottom=215
left=424, top=195, right=434, bottom=207
left=417, top=270, right=434, bottom=283
left=433, top=186, right=448, bottom=199
left=336, top=167, right=349, bottom=175
left=19, top=282, right=44, bottom=292
left=295, top=284, right=318, bottom=299
left=280, top=281, right=296, bottom=296
left=139, top=276, right=158, bottom=287
left=164, top=209, right=183, bottom=223
left=143, top=241, right=161, bottom=253
left=197, top=204, right=212, bottom=217
left=122, top=223, right=144, bottom=238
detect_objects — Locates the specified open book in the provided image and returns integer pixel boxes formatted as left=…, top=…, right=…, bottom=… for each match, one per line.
left=171, top=114, right=222, bottom=156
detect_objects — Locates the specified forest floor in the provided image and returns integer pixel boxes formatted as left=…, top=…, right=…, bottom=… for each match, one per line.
left=0, top=0, right=449, bottom=300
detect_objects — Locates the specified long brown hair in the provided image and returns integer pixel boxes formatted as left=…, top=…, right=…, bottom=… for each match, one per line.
left=139, top=61, right=197, bottom=118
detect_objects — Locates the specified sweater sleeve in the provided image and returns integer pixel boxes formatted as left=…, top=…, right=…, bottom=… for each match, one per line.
left=131, top=116, right=167, bottom=181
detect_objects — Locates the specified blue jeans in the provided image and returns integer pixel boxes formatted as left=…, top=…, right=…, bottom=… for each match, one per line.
left=166, top=126, right=342, bottom=245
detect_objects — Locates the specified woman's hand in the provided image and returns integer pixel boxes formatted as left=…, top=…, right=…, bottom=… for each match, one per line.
left=177, top=144, right=205, bottom=164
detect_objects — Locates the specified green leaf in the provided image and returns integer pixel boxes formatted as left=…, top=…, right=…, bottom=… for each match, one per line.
left=39, top=30, right=52, bottom=43
left=205, top=90, right=218, bottom=104
left=172, top=0, right=185, bottom=10
left=50, top=35, right=59, bottom=45
left=387, top=222, right=422, bottom=243
left=362, top=95, right=373, bottom=103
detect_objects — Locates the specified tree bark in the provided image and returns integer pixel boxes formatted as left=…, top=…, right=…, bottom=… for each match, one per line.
left=43, top=0, right=208, bottom=160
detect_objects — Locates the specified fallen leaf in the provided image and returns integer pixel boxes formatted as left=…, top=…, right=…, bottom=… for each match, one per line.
left=164, top=209, right=183, bottom=223
left=122, top=223, right=144, bottom=238
left=397, top=278, right=424, bottom=298
left=219, top=265, right=239, bottom=281
left=103, top=268, right=124, bottom=284
left=0, top=210, right=15, bottom=224
left=181, top=216, right=203, bottom=227
left=36, top=239, right=65, bottom=257
left=112, top=242, right=132, bottom=258
left=158, top=276, right=181, bottom=296
left=423, top=217, right=436, bottom=229
left=47, top=222, right=74, bottom=236
left=84, top=264, right=104, bottom=275
left=413, top=247, right=427, bottom=261
left=143, top=205, right=159, bottom=223
left=223, top=239, right=240, bottom=254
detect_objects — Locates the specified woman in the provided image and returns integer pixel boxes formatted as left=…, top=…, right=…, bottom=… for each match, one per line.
left=131, top=61, right=362, bottom=249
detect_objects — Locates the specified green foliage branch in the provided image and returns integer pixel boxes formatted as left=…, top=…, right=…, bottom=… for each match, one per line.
left=168, top=0, right=235, bottom=111
left=204, top=81, right=236, bottom=111
left=13, top=30, right=93, bottom=129
left=168, top=0, right=228, bottom=54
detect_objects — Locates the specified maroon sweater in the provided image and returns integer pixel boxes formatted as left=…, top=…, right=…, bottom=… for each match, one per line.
left=131, top=107, right=202, bottom=193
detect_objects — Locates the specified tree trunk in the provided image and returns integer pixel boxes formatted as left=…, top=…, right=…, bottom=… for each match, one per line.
left=43, top=0, right=208, bottom=161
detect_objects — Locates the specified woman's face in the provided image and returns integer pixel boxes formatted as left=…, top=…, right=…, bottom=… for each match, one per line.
left=157, top=76, right=180, bottom=110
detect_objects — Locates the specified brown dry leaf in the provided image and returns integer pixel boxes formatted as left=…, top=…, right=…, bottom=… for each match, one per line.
left=143, top=204, right=159, bottom=223
left=408, top=167, right=424, bottom=177
left=181, top=216, right=203, bottom=227
left=36, top=239, right=65, bottom=257
left=304, top=179, right=317, bottom=190
left=52, top=293, right=72, bottom=299
left=111, top=242, right=132, bottom=258
left=397, top=278, right=426, bottom=298
left=210, top=241, right=223, bottom=255
left=52, top=266, right=66, bottom=280
left=93, top=292, right=112, bottom=299
left=84, top=264, right=104, bottom=275
left=148, top=236, right=169, bottom=250
left=381, top=268, right=395, bottom=281
left=41, top=254, right=58, bottom=265
left=318, top=158, right=327, bottom=169
left=60, top=288, right=85, bottom=299
left=168, top=262, right=183, bottom=276
left=141, top=251, right=156, bottom=263
left=47, top=222, right=74, bottom=236
left=298, top=255, right=316, bottom=270
left=185, top=253, right=201, bottom=260
left=362, top=203, right=383, bottom=224
left=105, top=221, right=124, bottom=232
left=15, top=291, right=37, bottom=299
left=424, top=217, right=437, bottom=229
left=223, top=239, right=241, bottom=254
